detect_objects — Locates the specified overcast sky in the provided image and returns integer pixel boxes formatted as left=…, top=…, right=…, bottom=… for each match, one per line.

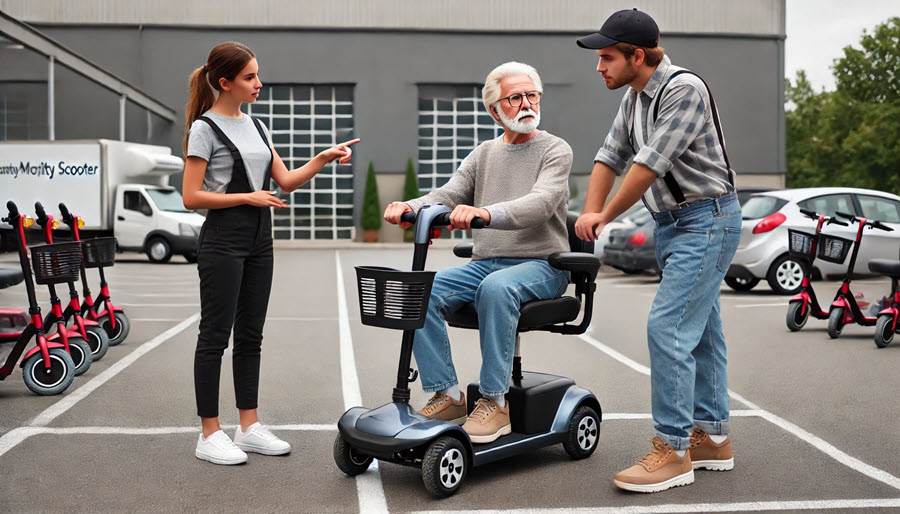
left=785, top=0, right=898, bottom=91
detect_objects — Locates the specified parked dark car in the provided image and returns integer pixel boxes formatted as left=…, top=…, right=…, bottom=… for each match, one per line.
left=602, top=209, right=659, bottom=275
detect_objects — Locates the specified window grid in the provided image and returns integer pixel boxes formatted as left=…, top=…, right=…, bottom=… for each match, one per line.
left=246, top=85, right=355, bottom=240
left=417, top=86, right=503, bottom=238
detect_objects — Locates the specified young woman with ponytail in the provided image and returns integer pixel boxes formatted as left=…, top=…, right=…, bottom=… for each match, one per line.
left=183, top=41, right=359, bottom=465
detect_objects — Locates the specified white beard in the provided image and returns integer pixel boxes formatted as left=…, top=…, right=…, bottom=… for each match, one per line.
left=497, top=107, right=540, bottom=134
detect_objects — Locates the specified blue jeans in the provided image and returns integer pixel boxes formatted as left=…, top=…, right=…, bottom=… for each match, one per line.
left=413, top=258, right=568, bottom=398
left=648, top=192, right=742, bottom=450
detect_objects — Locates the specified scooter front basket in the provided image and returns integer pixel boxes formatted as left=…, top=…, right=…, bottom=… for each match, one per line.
left=81, top=237, right=117, bottom=268
left=355, top=266, right=436, bottom=330
left=30, top=242, right=83, bottom=285
left=787, top=229, right=816, bottom=261
left=817, top=233, right=853, bottom=264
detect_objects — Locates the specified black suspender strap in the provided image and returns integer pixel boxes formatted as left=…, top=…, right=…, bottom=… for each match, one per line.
left=653, top=70, right=735, bottom=188
left=250, top=116, right=274, bottom=190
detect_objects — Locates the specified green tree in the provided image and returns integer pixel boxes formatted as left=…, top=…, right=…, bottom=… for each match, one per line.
left=786, top=17, right=899, bottom=195
left=361, top=162, right=382, bottom=231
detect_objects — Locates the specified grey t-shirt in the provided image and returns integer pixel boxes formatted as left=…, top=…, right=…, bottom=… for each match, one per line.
left=186, top=111, right=273, bottom=192
left=406, top=131, right=573, bottom=260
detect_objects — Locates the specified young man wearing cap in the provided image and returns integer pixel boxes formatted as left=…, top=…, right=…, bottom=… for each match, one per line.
left=574, top=8, right=742, bottom=493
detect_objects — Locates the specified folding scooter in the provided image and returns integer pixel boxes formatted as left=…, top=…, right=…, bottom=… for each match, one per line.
left=868, top=250, right=900, bottom=348
left=826, top=211, right=895, bottom=339
left=34, top=203, right=109, bottom=362
left=334, top=203, right=602, bottom=497
left=58, top=203, right=131, bottom=346
left=0, top=201, right=77, bottom=395
left=785, top=208, right=849, bottom=331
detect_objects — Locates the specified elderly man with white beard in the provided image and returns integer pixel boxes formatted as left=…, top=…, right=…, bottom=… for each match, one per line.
left=383, top=61, right=573, bottom=443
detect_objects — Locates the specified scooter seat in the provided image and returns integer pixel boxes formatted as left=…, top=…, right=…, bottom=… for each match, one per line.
left=446, top=296, right=582, bottom=332
left=868, top=259, right=900, bottom=278
left=0, top=267, right=24, bottom=289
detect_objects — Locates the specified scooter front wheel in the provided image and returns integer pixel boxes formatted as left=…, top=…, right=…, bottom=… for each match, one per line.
left=333, top=434, right=373, bottom=476
left=421, top=436, right=467, bottom=498
left=85, top=326, right=110, bottom=361
left=786, top=301, right=809, bottom=332
left=67, top=337, right=93, bottom=376
left=22, top=348, right=75, bottom=396
left=101, top=312, right=131, bottom=346
left=563, top=405, right=601, bottom=459
left=874, top=314, right=895, bottom=348
left=827, top=308, right=844, bottom=339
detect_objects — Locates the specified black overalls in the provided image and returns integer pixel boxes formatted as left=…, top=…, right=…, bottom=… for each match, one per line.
left=194, top=116, right=274, bottom=418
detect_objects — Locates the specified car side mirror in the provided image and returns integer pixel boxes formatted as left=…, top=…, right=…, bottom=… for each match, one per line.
left=140, top=205, right=152, bottom=216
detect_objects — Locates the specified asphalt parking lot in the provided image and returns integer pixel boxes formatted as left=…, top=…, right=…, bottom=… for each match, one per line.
left=1, top=246, right=899, bottom=513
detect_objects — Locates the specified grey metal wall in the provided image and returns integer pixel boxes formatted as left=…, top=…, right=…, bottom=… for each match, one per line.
left=8, top=25, right=784, bottom=173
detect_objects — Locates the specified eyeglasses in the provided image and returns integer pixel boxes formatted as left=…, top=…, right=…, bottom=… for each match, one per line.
left=498, top=90, right=542, bottom=109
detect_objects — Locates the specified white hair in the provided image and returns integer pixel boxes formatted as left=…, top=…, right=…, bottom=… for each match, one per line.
left=481, top=61, right=543, bottom=112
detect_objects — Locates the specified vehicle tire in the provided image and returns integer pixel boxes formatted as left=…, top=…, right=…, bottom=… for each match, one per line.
left=621, top=268, right=642, bottom=275
left=22, top=348, right=75, bottom=396
left=725, top=276, right=760, bottom=292
left=874, top=314, right=895, bottom=348
left=766, top=254, right=805, bottom=295
left=786, top=301, right=809, bottom=332
left=421, top=436, right=467, bottom=498
left=333, top=434, right=373, bottom=476
left=146, top=237, right=172, bottom=263
left=183, top=252, right=198, bottom=264
left=67, top=336, right=92, bottom=376
left=827, top=307, right=844, bottom=339
left=84, top=325, right=110, bottom=361
left=563, top=405, right=601, bottom=460
left=101, top=312, right=130, bottom=346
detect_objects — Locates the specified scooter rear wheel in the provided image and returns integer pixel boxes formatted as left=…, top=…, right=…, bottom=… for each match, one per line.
left=101, top=312, right=130, bottom=346
left=786, top=301, right=809, bottom=332
left=67, top=336, right=92, bottom=376
left=422, top=436, right=467, bottom=498
left=333, top=434, right=373, bottom=476
left=875, top=314, right=895, bottom=348
left=22, top=348, right=75, bottom=396
left=827, top=308, right=844, bottom=339
left=85, top=325, right=110, bottom=361
left=563, top=405, right=601, bottom=459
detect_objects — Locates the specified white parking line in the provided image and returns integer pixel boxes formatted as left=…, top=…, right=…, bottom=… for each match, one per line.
left=336, top=251, right=388, bottom=514
left=579, top=331, right=900, bottom=492
left=410, top=498, right=900, bottom=514
left=0, top=313, right=200, bottom=459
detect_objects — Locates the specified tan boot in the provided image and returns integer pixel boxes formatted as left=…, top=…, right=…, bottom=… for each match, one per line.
left=690, top=428, right=734, bottom=471
left=613, top=437, right=694, bottom=493
left=462, top=398, right=511, bottom=444
left=418, top=392, right=467, bottom=424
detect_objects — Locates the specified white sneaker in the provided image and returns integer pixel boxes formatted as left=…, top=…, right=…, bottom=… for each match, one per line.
left=234, top=422, right=292, bottom=456
left=195, top=430, right=248, bottom=465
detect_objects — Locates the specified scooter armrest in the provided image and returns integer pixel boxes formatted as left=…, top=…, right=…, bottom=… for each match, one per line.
left=453, top=243, right=474, bottom=259
left=548, top=252, right=601, bottom=282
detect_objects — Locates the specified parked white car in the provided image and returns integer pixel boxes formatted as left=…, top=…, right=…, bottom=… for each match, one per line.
left=726, top=187, right=900, bottom=294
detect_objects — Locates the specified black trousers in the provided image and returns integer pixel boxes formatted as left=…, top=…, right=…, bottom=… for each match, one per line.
left=194, top=206, right=273, bottom=418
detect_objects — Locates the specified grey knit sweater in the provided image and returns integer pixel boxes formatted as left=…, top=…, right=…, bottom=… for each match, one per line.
left=406, top=131, right=573, bottom=260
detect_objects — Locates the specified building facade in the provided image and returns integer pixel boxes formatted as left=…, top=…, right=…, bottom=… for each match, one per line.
left=0, top=0, right=786, bottom=241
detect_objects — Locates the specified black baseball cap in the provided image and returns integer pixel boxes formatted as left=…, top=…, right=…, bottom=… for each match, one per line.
left=576, top=8, right=659, bottom=49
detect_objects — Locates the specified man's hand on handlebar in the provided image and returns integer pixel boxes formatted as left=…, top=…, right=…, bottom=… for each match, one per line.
left=575, top=212, right=608, bottom=242
left=384, top=202, right=414, bottom=229
left=449, top=205, right=491, bottom=231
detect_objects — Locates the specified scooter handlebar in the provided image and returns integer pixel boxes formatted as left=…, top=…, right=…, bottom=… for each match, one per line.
left=3, top=201, right=19, bottom=223
left=835, top=211, right=857, bottom=222
left=871, top=221, right=893, bottom=232
left=58, top=203, right=75, bottom=225
left=826, top=218, right=849, bottom=227
left=399, top=210, right=486, bottom=229
left=799, top=208, right=818, bottom=220
left=34, top=202, right=48, bottom=226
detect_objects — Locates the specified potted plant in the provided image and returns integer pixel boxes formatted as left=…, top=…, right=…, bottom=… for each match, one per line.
left=361, top=162, right=382, bottom=242
left=402, top=158, right=421, bottom=242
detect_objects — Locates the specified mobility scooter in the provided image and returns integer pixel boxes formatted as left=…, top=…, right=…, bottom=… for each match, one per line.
left=785, top=208, right=850, bottom=331
left=334, top=204, right=602, bottom=497
left=868, top=249, right=900, bottom=348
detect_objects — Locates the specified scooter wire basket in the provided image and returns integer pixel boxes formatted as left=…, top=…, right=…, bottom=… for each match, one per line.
left=787, top=229, right=817, bottom=262
left=30, top=242, right=83, bottom=285
left=817, top=233, right=853, bottom=264
left=81, top=237, right=117, bottom=268
left=355, top=266, right=436, bottom=330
